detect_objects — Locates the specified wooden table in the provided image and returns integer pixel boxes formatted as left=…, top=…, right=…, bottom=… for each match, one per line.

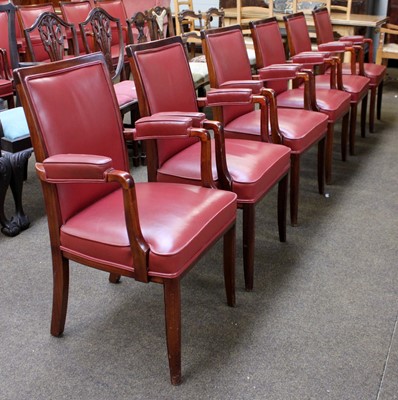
left=223, top=9, right=388, bottom=37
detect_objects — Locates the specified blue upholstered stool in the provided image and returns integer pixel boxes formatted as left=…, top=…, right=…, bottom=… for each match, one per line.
left=0, top=107, right=32, bottom=236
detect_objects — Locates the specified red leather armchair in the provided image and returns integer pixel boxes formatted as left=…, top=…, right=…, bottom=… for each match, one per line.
left=14, top=53, right=238, bottom=385
left=250, top=17, right=351, bottom=184
left=312, top=7, right=386, bottom=133
left=201, top=24, right=328, bottom=226
left=284, top=12, right=370, bottom=156
left=126, top=36, right=291, bottom=291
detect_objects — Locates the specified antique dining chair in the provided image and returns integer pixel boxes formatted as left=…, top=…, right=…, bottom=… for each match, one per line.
left=312, top=7, right=386, bottom=133
left=291, top=0, right=331, bottom=14
left=0, top=3, right=33, bottom=237
left=17, top=3, right=56, bottom=62
left=201, top=24, right=328, bottom=226
left=376, top=23, right=398, bottom=66
left=178, top=9, right=203, bottom=58
left=14, top=52, right=238, bottom=385
left=173, top=0, right=194, bottom=35
left=23, top=11, right=80, bottom=63
left=250, top=17, right=351, bottom=184
left=59, top=0, right=94, bottom=55
left=126, top=36, right=292, bottom=291
left=80, top=7, right=140, bottom=164
left=126, top=10, right=150, bottom=44
left=284, top=12, right=370, bottom=156
left=146, top=5, right=175, bottom=40
left=0, top=107, right=32, bottom=237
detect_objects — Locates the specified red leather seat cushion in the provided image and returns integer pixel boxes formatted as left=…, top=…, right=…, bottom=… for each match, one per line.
left=114, top=80, right=137, bottom=107
left=60, top=183, right=237, bottom=279
left=157, top=138, right=291, bottom=203
left=341, top=63, right=386, bottom=87
left=224, top=108, right=328, bottom=154
left=277, top=88, right=351, bottom=123
left=0, top=80, right=13, bottom=96
left=315, top=74, right=369, bottom=103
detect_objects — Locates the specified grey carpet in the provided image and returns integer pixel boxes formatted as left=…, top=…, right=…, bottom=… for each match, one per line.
left=1, top=71, right=397, bottom=400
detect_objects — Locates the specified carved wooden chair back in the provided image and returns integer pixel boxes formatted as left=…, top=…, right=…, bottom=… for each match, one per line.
left=79, top=6, right=124, bottom=81
left=127, top=11, right=150, bottom=44
left=17, top=3, right=56, bottom=62
left=205, top=7, right=225, bottom=30
left=173, top=0, right=193, bottom=35
left=24, top=11, right=79, bottom=62
left=376, top=23, right=398, bottom=65
left=146, top=6, right=175, bottom=41
left=60, top=1, right=94, bottom=54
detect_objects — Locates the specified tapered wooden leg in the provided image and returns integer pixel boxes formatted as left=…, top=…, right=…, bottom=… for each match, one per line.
left=361, top=95, right=368, bottom=138
left=223, top=224, right=236, bottom=307
left=317, top=137, right=326, bottom=195
left=109, top=273, right=121, bottom=283
left=242, top=204, right=255, bottom=291
left=349, top=103, right=357, bottom=156
left=290, top=154, right=300, bottom=227
left=325, top=122, right=334, bottom=185
left=277, top=173, right=288, bottom=243
left=341, top=112, right=350, bottom=162
left=51, top=253, right=69, bottom=337
left=377, top=80, right=383, bottom=121
left=163, top=279, right=182, bottom=385
left=369, top=85, right=376, bottom=133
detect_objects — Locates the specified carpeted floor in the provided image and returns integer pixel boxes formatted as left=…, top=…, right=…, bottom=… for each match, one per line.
left=1, top=70, right=397, bottom=400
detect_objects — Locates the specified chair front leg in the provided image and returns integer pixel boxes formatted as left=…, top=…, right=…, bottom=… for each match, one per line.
left=51, top=253, right=70, bottom=337
left=277, top=173, right=288, bottom=243
left=325, top=122, right=334, bottom=185
left=341, top=112, right=350, bottom=163
left=369, top=85, right=377, bottom=133
left=290, top=153, right=300, bottom=227
left=242, top=203, right=255, bottom=292
left=377, top=80, right=384, bottom=121
left=223, top=224, right=236, bottom=307
left=163, top=278, right=182, bottom=385
left=317, top=137, right=326, bottom=195
left=349, top=103, right=358, bottom=156
left=361, top=94, right=368, bottom=138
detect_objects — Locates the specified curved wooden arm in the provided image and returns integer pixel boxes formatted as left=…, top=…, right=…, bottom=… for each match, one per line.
left=258, top=89, right=282, bottom=145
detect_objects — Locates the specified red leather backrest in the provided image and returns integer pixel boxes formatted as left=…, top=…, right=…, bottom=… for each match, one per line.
left=18, top=4, right=55, bottom=61
left=285, top=14, right=312, bottom=55
left=123, top=0, right=149, bottom=19
left=22, top=57, right=128, bottom=222
left=60, top=1, right=92, bottom=25
left=97, top=0, right=128, bottom=45
left=252, top=20, right=289, bottom=94
left=313, top=9, right=335, bottom=44
left=134, top=41, right=198, bottom=165
left=205, top=27, right=255, bottom=125
left=0, top=12, right=11, bottom=64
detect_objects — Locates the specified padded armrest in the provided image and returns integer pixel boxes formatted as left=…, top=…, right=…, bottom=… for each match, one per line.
left=318, top=41, right=349, bottom=53
left=339, top=35, right=364, bottom=45
left=219, top=80, right=263, bottom=94
left=150, top=111, right=206, bottom=128
left=134, top=115, right=195, bottom=140
left=206, top=88, right=253, bottom=106
left=41, top=154, right=113, bottom=182
left=258, top=63, right=303, bottom=81
left=291, top=51, right=329, bottom=65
